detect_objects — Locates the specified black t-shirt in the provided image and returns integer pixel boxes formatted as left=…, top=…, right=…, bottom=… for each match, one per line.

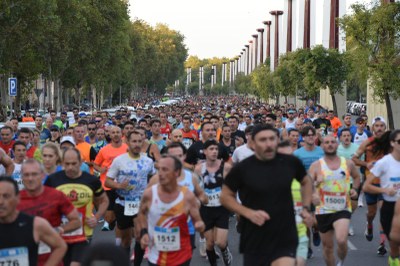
left=224, top=153, right=306, bottom=253
left=185, top=141, right=229, bottom=165
left=231, top=130, right=246, bottom=143
left=219, top=139, right=236, bottom=158
left=312, top=118, right=331, bottom=135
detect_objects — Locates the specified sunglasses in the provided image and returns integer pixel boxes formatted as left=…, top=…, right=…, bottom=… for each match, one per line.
left=88, top=128, right=96, bottom=131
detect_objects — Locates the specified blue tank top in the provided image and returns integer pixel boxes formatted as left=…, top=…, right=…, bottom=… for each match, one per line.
left=178, top=169, right=195, bottom=235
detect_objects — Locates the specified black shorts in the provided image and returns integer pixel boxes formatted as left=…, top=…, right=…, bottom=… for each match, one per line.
left=200, top=205, right=230, bottom=231
left=106, top=190, right=117, bottom=211
left=64, top=241, right=88, bottom=265
left=114, top=203, right=136, bottom=230
left=380, top=201, right=396, bottom=240
left=316, top=211, right=352, bottom=233
left=244, top=249, right=296, bottom=266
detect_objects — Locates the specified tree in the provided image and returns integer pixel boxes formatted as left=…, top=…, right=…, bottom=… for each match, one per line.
left=303, top=45, right=348, bottom=113
left=340, top=1, right=400, bottom=129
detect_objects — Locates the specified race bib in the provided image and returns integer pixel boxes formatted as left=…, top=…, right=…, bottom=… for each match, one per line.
left=0, top=247, right=29, bottom=266
left=124, top=198, right=140, bottom=216
left=323, top=191, right=347, bottom=211
left=390, top=177, right=400, bottom=198
left=154, top=226, right=180, bottom=251
left=38, top=241, right=51, bottom=255
left=294, top=202, right=303, bottom=224
left=61, top=214, right=83, bottom=236
left=205, top=187, right=221, bottom=207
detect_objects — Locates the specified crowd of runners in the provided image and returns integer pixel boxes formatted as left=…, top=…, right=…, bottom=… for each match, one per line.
left=0, top=96, right=399, bottom=266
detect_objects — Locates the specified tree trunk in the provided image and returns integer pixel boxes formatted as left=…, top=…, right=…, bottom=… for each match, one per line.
left=384, top=91, right=394, bottom=130
left=331, top=92, right=338, bottom=115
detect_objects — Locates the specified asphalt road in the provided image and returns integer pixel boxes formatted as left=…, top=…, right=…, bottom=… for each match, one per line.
left=92, top=198, right=389, bottom=266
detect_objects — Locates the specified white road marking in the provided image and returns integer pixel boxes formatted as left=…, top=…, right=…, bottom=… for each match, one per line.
left=348, top=240, right=357, bottom=250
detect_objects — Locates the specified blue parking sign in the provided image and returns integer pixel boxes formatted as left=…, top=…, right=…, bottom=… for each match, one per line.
left=8, top=78, right=17, bottom=96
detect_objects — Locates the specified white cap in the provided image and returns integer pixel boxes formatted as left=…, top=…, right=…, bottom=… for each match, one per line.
left=60, top=136, right=75, bottom=146
left=371, top=116, right=386, bottom=126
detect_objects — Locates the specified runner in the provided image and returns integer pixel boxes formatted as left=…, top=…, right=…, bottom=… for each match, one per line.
left=231, top=125, right=254, bottom=164
left=277, top=140, right=310, bottom=266
left=0, top=176, right=67, bottom=266
left=105, top=131, right=156, bottom=266
left=195, top=139, right=233, bottom=266
left=18, top=159, right=81, bottom=266
left=309, top=135, right=361, bottom=266
left=219, top=124, right=236, bottom=160
left=149, top=119, right=167, bottom=151
left=45, top=148, right=109, bottom=264
left=181, top=116, right=199, bottom=149
left=93, top=126, right=128, bottom=232
left=363, top=129, right=400, bottom=266
left=221, top=124, right=313, bottom=266
left=352, top=116, right=390, bottom=255
left=137, top=155, right=205, bottom=266
left=147, top=141, right=208, bottom=250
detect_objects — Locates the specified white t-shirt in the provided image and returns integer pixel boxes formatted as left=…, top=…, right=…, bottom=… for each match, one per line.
left=232, top=144, right=254, bottom=164
left=370, top=154, right=400, bottom=202
left=353, top=131, right=369, bottom=145
left=0, top=162, right=23, bottom=190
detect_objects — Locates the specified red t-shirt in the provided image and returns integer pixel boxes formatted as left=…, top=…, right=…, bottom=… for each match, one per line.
left=0, top=140, right=15, bottom=156
left=160, top=123, right=172, bottom=138
left=18, top=186, right=75, bottom=266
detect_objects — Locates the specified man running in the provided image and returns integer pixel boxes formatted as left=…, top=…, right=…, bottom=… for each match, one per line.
left=363, top=129, right=400, bottom=266
left=195, top=140, right=232, bottom=266
left=45, top=148, right=109, bottom=264
left=137, top=155, right=205, bottom=266
left=105, top=131, right=156, bottom=266
left=352, top=116, right=389, bottom=255
left=309, top=135, right=361, bottom=266
left=0, top=176, right=67, bottom=266
left=18, top=159, right=81, bottom=266
left=221, top=124, right=313, bottom=266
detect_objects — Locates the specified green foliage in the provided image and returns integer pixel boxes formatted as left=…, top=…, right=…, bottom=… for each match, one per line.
left=340, top=1, right=400, bottom=129
left=0, top=0, right=188, bottom=109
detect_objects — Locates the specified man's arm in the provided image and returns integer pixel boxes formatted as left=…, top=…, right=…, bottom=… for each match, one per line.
left=60, top=208, right=81, bottom=234
left=192, top=174, right=208, bottom=205
left=390, top=200, right=400, bottom=244
left=363, top=173, right=395, bottom=196
left=88, top=192, right=109, bottom=228
left=223, top=162, right=232, bottom=178
left=186, top=190, right=205, bottom=233
left=299, top=174, right=313, bottom=227
left=348, top=160, right=361, bottom=199
left=352, top=139, right=368, bottom=168
left=308, top=161, right=320, bottom=206
left=220, top=185, right=269, bottom=226
left=137, top=188, right=152, bottom=249
left=34, top=217, right=67, bottom=266
left=0, top=148, right=14, bottom=175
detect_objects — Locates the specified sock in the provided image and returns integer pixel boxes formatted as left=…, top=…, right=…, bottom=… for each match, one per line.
left=115, top=237, right=121, bottom=246
left=133, top=241, right=145, bottom=266
left=206, top=249, right=217, bottom=265
left=379, top=230, right=386, bottom=244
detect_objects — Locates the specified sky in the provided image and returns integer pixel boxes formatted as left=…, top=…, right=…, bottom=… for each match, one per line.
left=128, top=0, right=365, bottom=59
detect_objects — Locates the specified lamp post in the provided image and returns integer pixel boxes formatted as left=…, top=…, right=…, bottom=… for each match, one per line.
left=304, top=0, right=311, bottom=49
left=245, top=44, right=250, bottom=75
left=263, top=21, right=272, bottom=61
left=287, top=0, right=293, bottom=52
left=257, top=28, right=264, bottom=64
left=270, top=10, right=284, bottom=69
left=252, top=34, right=259, bottom=69
left=329, top=0, right=339, bottom=49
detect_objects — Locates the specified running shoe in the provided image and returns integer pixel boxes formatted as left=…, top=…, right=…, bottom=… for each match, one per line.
left=199, top=237, right=206, bottom=257
left=101, top=222, right=110, bottom=231
left=221, top=246, right=232, bottom=266
left=312, top=227, right=321, bottom=246
left=364, top=223, right=373, bottom=241
left=307, top=247, right=314, bottom=259
left=377, top=242, right=387, bottom=256
left=348, top=225, right=354, bottom=236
